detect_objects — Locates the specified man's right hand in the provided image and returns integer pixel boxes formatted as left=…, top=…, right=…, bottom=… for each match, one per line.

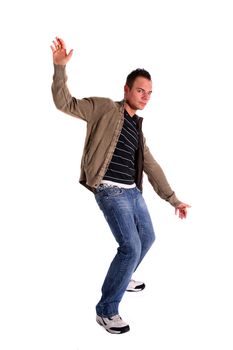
left=50, top=37, right=73, bottom=65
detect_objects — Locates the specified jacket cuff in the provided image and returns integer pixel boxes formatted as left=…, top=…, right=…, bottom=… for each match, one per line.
left=168, top=192, right=182, bottom=208
left=53, top=64, right=66, bottom=79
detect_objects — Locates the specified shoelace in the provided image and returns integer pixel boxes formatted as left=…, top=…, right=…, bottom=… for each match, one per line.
left=110, top=315, right=122, bottom=321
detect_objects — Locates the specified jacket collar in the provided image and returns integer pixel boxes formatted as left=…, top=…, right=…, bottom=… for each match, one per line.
left=115, top=99, right=143, bottom=122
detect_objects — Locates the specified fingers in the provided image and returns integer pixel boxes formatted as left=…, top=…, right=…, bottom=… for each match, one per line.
left=56, top=37, right=66, bottom=49
left=50, top=40, right=59, bottom=53
left=67, top=49, right=74, bottom=60
left=50, top=37, right=74, bottom=58
left=50, top=45, right=56, bottom=53
left=175, top=208, right=185, bottom=219
left=50, top=38, right=63, bottom=52
left=175, top=203, right=191, bottom=219
left=180, top=207, right=187, bottom=219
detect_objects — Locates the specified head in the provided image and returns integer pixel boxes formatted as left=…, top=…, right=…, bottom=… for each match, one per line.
left=124, top=68, right=152, bottom=113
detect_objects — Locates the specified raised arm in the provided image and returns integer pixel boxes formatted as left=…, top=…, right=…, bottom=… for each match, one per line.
left=50, top=37, right=114, bottom=123
left=50, top=37, right=97, bottom=122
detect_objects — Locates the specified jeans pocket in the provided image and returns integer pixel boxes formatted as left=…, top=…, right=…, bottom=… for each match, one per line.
left=95, top=186, right=124, bottom=202
left=106, top=186, right=124, bottom=199
left=106, top=187, right=124, bottom=197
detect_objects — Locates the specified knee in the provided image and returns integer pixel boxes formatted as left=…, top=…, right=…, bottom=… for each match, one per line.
left=119, top=239, right=141, bottom=262
left=144, top=231, right=156, bottom=250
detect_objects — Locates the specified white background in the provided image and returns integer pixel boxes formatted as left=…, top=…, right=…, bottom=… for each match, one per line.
left=0, top=0, right=233, bottom=349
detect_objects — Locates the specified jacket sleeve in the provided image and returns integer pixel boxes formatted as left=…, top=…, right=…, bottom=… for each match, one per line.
left=143, top=136, right=182, bottom=208
left=51, top=64, right=113, bottom=122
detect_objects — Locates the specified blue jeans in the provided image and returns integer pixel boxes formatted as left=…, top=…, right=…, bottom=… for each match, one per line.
left=94, top=186, right=156, bottom=317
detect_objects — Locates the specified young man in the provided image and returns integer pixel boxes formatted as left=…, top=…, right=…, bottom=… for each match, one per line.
left=50, top=37, right=191, bottom=334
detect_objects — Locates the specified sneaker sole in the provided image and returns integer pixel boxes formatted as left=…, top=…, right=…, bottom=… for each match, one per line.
left=126, top=283, right=145, bottom=292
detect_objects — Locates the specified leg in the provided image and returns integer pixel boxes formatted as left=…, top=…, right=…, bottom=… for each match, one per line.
left=95, top=186, right=141, bottom=317
left=133, top=187, right=156, bottom=271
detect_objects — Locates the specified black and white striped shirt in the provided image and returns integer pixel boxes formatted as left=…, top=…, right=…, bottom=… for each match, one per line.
left=103, top=110, right=139, bottom=185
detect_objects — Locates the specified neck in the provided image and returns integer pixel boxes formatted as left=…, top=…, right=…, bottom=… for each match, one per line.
left=124, top=100, right=137, bottom=117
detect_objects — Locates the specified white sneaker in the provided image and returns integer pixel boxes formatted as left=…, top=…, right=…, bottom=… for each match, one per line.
left=126, top=279, right=145, bottom=292
left=96, top=314, right=130, bottom=334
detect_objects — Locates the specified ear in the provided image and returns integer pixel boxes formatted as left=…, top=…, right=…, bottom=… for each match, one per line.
left=124, top=84, right=129, bottom=94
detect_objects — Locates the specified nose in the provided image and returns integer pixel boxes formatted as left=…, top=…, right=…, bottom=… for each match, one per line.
left=142, top=93, right=151, bottom=101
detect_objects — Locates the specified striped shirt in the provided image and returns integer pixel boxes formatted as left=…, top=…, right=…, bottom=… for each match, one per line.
left=103, top=109, right=139, bottom=185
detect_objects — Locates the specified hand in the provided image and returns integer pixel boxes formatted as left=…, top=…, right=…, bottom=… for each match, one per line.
left=175, top=203, right=191, bottom=219
left=50, top=37, right=73, bottom=65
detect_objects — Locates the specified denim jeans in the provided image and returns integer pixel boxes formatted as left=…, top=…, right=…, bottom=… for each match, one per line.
left=94, top=185, right=156, bottom=317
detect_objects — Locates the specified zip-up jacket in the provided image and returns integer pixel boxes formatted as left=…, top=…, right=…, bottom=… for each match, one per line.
left=51, top=65, right=181, bottom=208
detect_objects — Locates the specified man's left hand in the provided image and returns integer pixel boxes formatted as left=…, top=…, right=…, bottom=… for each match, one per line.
left=175, top=203, right=191, bottom=219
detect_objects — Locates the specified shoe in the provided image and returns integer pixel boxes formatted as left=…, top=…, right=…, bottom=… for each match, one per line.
left=126, top=279, right=145, bottom=292
left=96, top=314, right=130, bottom=334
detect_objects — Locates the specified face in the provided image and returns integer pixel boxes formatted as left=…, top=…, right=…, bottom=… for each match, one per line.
left=124, top=77, right=152, bottom=112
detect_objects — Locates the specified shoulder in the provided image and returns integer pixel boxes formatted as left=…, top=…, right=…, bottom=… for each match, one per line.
left=85, top=98, right=124, bottom=118
left=89, top=97, right=115, bottom=108
left=90, top=98, right=124, bottom=110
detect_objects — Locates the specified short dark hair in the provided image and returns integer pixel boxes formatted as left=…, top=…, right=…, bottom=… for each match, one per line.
left=126, top=68, right=151, bottom=89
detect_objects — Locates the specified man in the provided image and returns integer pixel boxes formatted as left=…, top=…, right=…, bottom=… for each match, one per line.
left=50, top=37, right=191, bottom=334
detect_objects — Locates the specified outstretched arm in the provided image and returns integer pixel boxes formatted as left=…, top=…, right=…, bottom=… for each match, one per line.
left=143, top=136, right=191, bottom=218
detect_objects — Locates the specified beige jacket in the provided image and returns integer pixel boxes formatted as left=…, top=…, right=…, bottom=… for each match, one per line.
left=51, top=65, right=181, bottom=207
